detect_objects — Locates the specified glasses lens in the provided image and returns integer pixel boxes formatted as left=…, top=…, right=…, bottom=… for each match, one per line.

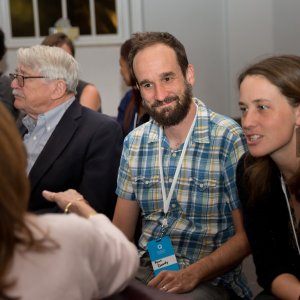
left=17, top=74, right=24, bottom=87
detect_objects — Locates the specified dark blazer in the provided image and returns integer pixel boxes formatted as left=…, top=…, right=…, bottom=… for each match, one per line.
left=22, top=100, right=122, bottom=219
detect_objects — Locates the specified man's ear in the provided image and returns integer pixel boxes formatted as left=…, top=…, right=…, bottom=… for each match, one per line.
left=51, top=80, right=67, bottom=100
left=185, top=64, right=195, bottom=86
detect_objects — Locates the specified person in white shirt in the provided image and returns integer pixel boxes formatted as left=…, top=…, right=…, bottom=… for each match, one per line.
left=0, top=102, right=138, bottom=300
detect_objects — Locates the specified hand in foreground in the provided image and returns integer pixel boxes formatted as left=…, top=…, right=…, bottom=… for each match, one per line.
left=42, top=189, right=97, bottom=218
left=148, top=267, right=199, bottom=294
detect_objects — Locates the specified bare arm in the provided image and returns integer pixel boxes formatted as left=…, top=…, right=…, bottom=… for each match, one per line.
left=149, top=208, right=251, bottom=293
left=80, top=84, right=101, bottom=111
left=113, top=197, right=140, bottom=242
left=271, top=273, right=300, bottom=300
left=190, top=208, right=250, bottom=281
left=42, top=189, right=97, bottom=218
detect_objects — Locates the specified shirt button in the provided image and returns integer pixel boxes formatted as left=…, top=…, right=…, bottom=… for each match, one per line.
left=168, top=178, right=173, bottom=183
left=172, top=204, right=176, bottom=208
left=145, top=180, right=149, bottom=184
left=33, top=136, right=37, bottom=141
left=172, top=152, right=176, bottom=157
left=47, top=126, right=51, bottom=131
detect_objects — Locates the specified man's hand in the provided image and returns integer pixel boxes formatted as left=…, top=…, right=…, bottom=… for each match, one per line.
left=148, top=268, right=199, bottom=294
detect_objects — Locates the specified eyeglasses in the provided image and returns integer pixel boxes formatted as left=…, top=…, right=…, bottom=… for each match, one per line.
left=9, top=73, right=47, bottom=87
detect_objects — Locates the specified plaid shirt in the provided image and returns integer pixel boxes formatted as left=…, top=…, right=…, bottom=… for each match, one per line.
left=116, top=98, right=251, bottom=298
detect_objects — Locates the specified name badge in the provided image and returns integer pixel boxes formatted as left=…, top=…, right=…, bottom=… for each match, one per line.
left=147, top=236, right=179, bottom=276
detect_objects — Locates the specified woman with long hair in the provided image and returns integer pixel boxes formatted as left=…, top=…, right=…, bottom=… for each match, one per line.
left=0, top=103, right=138, bottom=300
left=117, top=38, right=149, bottom=137
left=237, top=55, right=300, bottom=299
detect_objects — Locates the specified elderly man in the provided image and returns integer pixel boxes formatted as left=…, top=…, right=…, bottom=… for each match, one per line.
left=11, top=45, right=122, bottom=217
left=113, top=32, right=251, bottom=299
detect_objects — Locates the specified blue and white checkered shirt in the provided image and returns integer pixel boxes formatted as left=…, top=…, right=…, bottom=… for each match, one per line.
left=116, top=98, right=251, bottom=298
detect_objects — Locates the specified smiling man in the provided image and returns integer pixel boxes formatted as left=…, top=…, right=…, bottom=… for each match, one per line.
left=113, top=32, right=251, bottom=299
left=11, top=45, right=122, bottom=218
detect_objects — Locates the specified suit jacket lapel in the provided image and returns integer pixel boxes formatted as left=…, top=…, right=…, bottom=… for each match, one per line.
left=29, top=100, right=82, bottom=191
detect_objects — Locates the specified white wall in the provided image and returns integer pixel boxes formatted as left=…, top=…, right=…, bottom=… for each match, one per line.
left=141, top=0, right=230, bottom=115
left=2, top=0, right=300, bottom=119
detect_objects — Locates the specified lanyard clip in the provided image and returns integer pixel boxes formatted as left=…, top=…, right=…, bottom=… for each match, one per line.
left=157, top=216, right=168, bottom=241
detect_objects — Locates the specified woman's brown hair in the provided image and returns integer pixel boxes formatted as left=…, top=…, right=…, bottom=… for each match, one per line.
left=41, top=32, right=75, bottom=57
left=120, top=38, right=144, bottom=135
left=238, top=55, right=300, bottom=203
left=0, top=104, right=53, bottom=299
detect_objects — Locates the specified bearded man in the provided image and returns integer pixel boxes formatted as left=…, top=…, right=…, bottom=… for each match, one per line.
left=113, top=32, right=251, bottom=300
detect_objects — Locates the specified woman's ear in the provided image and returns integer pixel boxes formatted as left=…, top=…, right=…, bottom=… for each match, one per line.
left=296, top=104, right=300, bottom=126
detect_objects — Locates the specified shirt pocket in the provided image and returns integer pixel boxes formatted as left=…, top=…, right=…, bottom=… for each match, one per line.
left=132, top=175, right=163, bottom=214
left=179, top=176, right=219, bottom=218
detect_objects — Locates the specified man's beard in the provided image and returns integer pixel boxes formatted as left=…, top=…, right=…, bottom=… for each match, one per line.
left=142, top=82, right=193, bottom=127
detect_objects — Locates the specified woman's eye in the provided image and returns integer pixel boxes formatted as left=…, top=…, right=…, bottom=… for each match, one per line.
left=258, top=105, right=269, bottom=110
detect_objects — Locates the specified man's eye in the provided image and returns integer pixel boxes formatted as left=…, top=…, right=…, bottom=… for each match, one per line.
left=163, top=76, right=173, bottom=82
left=141, top=83, right=152, bottom=89
left=239, top=106, right=247, bottom=113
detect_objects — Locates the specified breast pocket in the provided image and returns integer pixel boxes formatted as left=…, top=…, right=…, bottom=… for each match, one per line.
left=132, top=175, right=163, bottom=214
left=179, top=176, right=219, bottom=218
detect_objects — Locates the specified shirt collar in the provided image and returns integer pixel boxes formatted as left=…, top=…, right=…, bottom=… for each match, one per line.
left=22, top=96, right=75, bottom=133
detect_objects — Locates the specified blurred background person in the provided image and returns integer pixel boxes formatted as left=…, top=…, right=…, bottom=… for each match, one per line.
left=0, top=102, right=138, bottom=300
left=117, top=38, right=149, bottom=137
left=237, top=55, right=300, bottom=300
left=0, top=28, right=19, bottom=119
left=42, top=32, right=102, bottom=112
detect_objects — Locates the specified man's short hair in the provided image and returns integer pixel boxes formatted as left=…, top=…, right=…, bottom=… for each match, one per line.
left=17, top=45, right=79, bottom=93
left=128, top=32, right=189, bottom=84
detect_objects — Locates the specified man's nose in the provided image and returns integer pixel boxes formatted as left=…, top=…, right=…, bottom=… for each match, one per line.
left=154, top=83, right=168, bottom=101
left=11, top=77, right=19, bottom=89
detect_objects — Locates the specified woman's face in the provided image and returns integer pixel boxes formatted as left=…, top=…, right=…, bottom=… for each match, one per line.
left=239, top=75, right=300, bottom=161
left=60, top=43, right=73, bottom=56
left=119, top=57, right=132, bottom=86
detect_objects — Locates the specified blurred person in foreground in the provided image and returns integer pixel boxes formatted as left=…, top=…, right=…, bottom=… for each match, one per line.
left=10, top=45, right=122, bottom=216
left=0, top=102, right=138, bottom=300
left=237, top=55, right=300, bottom=300
left=42, top=32, right=102, bottom=112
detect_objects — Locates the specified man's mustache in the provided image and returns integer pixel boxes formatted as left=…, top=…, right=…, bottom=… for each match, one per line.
left=12, top=90, right=24, bottom=98
left=151, top=96, right=179, bottom=108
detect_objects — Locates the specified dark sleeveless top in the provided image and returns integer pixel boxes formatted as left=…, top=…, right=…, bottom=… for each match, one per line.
left=75, top=79, right=89, bottom=103
left=0, top=73, right=19, bottom=119
left=75, top=79, right=101, bottom=113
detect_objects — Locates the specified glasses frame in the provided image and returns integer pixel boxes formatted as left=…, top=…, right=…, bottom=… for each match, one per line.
left=9, top=73, right=47, bottom=87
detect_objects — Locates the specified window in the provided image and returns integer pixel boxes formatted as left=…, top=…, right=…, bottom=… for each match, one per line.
left=1, top=0, right=130, bottom=47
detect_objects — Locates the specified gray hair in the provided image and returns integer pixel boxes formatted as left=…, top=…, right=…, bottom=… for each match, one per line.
left=17, top=45, right=79, bottom=94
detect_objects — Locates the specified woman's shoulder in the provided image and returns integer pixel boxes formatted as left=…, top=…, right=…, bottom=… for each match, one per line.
left=27, top=213, right=95, bottom=240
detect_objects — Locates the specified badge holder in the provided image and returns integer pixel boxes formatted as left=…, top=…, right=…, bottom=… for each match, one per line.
left=147, top=216, right=179, bottom=276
